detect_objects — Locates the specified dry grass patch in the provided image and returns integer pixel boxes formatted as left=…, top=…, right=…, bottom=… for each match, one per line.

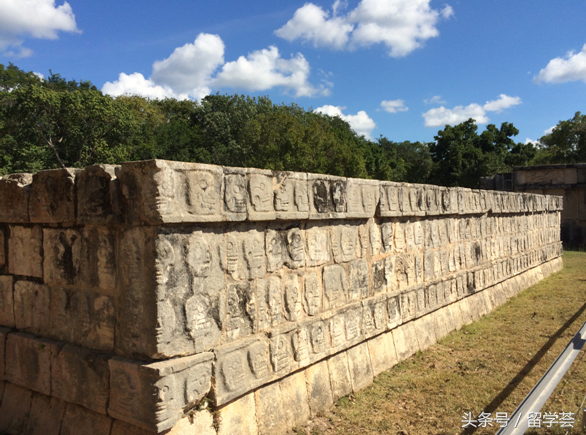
left=296, top=252, right=586, bottom=435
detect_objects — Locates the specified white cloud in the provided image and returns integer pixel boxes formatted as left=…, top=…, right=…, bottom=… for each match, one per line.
left=276, top=0, right=453, bottom=57
left=274, top=3, right=353, bottom=50
left=103, top=34, right=326, bottom=100
left=102, top=73, right=188, bottom=100
left=544, top=125, right=555, bottom=135
left=213, top=46, right=327, bottom=97
left=380, top=99, right=408, bottom=113
left=482, top=94, right=521, bottom=112
left=151, top=33, right=224, bottom=100
left=315, top=105, right=376, bottom=139
left=534, top=44, right=586, bottom=84
left=424, top=95, right=445, bottom=105
left=423, top=94, right=522, bottom=127
left=0, top=0, right=79, bottom=57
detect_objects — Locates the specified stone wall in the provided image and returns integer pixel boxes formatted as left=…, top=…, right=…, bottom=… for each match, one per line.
left=0, top=160, right=563, bottom=435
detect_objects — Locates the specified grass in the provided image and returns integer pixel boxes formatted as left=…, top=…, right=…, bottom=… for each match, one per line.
left=297, top=251, right=586, bottom=435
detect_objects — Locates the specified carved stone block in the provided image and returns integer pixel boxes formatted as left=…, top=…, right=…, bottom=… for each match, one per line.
left=349, top=259, right=369, bottom=300
left=0, top=276, right=14, bottom=328
left=345, top=307, right=362, bottom=343
left=0, top=173, right=32, bottom=222
left=372, top=259, right=387, bottom=293
left=284, top=274, right=302, bottom=322
left=274, top=172, right=310, bottom=220
left=82, top=228, right=116, bottom=293
left=308, top=174, right=347, bottom=219
left=285, top=228, right=306, bottom=269
left=108, top=352, right=214, bottom=432
left=378, top=182, right=402, bottom=217
left=369, top=222, right=382, bottom=255
left=265, top=230, right=285, bottom=272
left=247, top=170, right=276, bottom=220
left=51, top=344, right=110, bottom=414
left=381, top=222, right=394, bottom=253
left=331, top=225, right=357, bottom=263
left=29, top=168, right=78, bottom=223
left=43, top=228, right=82, bottom=285
left=14, top=281, right=50, bottom=334
left=271, top=332, right=294, bottom=375
left=347, top=179, right=379, bottom=218
left=305, top=225, right=329, bottom=266
left=224, top=282, right=254, bottom=340
left=213, top=339, right=270, bottom=406
left=323, top=265, right=348, bottom=310
left=329, top=313, right=346, bottom=349
left=77, top=164, right=122, bottom=224
left=8, top=225, right=43, bottom=278
left=303, top=273, right=321, bottom=316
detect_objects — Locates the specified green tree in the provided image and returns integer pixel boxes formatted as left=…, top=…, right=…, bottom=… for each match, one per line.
left=535, top=111, right=586, bottom=164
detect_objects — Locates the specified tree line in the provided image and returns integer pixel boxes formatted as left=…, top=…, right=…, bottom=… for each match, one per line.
left=1, top=63, right=584, bottom=188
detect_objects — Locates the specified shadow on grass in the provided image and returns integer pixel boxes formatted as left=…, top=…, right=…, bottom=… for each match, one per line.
left=461, top=300, right=586, bottom=435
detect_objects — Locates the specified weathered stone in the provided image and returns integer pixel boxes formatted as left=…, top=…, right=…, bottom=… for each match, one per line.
left=0, top=382, right=33, bottom=434
left=43, top=228, right=82, bottom=285
left=224, top=168, right=248, bottom=221
left=0, top=327, right=8, bottom=381
left=82, top=228, right=117, bottom=293
left=109, top=352, right=213, bottom=433
left=0, top=276, right=14, bottom=328
left=279, top=371, right=311, bottom=429
left=0, top=173, right=32, bottom=222
left=77, top=164, right=122, bottom=224
left=111, top=412, right=216, bottom=435
left=392, top=322, right=420, bottom=361
left=274, top=171, right=310, bottom=220
left=14, top=281, right=50, bottom=334
left=323, top=264, right=348, bottom=310
left=308, top=174, right=347, bottom=219
left=305, top=359, right=334, bottom=416
left=431, top=308, right=450, bottom=341
left=5, top=333, right=62, bottom=395
left=0, top=229, right=4, bottom=268
left=216, top=392, right=258, bottom=435
left=23, top=394, right=67, bottom=435
left=413, top=315, right=437, bottom=351
left=51, top=344, right=110, bottom=414
left=29, top=168, right=78, bottom=223
left=8, top=225, right=43, bottom=278
left=368, top=331, right=398, bottom=376
left=305, top=224, right=330, bottom=266
left=347, top=342, right=374, bottom=392
left=61, top=403, right=112, bottom=435
left=347, top=178, right=379, bottom=218
left=255, top=381, right=288, bottom=435
left=247, top=169, right=276, bottom=221
left=327, top=351, right=352, bottom=400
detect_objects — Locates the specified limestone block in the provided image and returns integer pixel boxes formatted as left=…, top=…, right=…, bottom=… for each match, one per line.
left=61, top=403, right=112, bottom=435
left=216, top=392, right=258, bottom=435
left=378, top=182, right=403, bottom=217
left=327, top=351, right=352, bottom=400
left=346, top=342, right=373, bottom=392
left=274, top=171, right=310, bottom=220
left=323, top=264, right=348, bottom=310
left=412, top=315, right=437, bottom=351
left=279, top=371, right=311, bottom=429
left=77, top=164, right=122, bottom=224
left=50, top=287, right=115, bottom=352
left=255, top=381, right=288, bottom=435
left=305, top=224, right=330, bottom=266
left=362, top=296, right=387, bottom=338
left=308, top=173, right=347, bottom=219
left=43, top=228, right=82, bottom=285
left=392, top=322, right=420, bottom=361
left=346, top=178, right=380, bottom=218
left=0, top=382, right=33, bottom=434
left=403, top=185, right=424, bottom=216
left=349, top=259, right=369, bottom=301
left=0, top=173, right=32, bottom=222
left=111, top=412, right=216, bottom=435
left=270, top=328, right=297, bottom=376
left=0, top=276, right=14, bottom=328
left=284, top=227, right=306, bottom=269
left=0, top=229, right=4, bottom=268
left=305, top=359, right=334, bottom=416
left=51, top=344, right=110, bottom=414
left=431, top=308, right=450, bottom=341
left=367, top=331, right=398, bottom=376
left=14, top=281, right=50, bottom=334
left=400, top=290, right=417, bottom=323
left=424, top=186, right=441, bottom=216
left=0, top=327, right=9, bottom=381
left=224, top=167, right=248, bottom=221
left=23, top=393, right=67, bottom=435
left=5, top=333, right=62, bottom=395
left=108, top=352, right=214, bottom=433
left=82, top=228, right=116, bottom=293
left=8, top=225, right=43, bottom=278
left=212, top=338, right=273, bottom=406
left=458, top=298, right=474, bottom=325
left=446, top=302, right=464, bottom=331
left=120, top=160, right=225, bottom=224
left=246, top=168, right=276, bottom=221
left=29, top=168, right=78, bottom=223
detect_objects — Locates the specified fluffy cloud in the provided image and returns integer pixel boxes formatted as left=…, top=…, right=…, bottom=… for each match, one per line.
left=213, top=46, right=327, bottom=97
left=424, top=95, right=445, bottom=105
left=275, top=0, right=453, bottom=57
left=315, top=105, right=376, bottom=138
left=422, top=94, right=521, bottom=127
left=534, top=44, right=586, bottom=84
left=103, top=33, right=325, bottom=100
left=0, top=0, right=79, bottom=57
left=380, top=99, right=408, bottom=113
left=544, top=125, right=555, bottom=135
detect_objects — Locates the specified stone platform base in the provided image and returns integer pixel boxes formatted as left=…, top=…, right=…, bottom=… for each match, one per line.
left=0, top=257, right=563, bottom=435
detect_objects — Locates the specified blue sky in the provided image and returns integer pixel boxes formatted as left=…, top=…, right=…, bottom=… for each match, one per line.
left=1, top=0, right=586, bottom=144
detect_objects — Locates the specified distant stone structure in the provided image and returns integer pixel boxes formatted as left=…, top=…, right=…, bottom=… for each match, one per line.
left=0, top=160, right=563, bottom=435
left=481, top=164, right=586, bottom=247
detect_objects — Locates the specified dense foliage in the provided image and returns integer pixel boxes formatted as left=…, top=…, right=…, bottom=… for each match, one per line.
left=0, top=63, right=581, bottom=187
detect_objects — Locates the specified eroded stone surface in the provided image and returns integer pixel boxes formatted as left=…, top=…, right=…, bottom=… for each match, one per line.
left=29, top=168, right=78, bottom=223
left=0, top=173, right=32, bottom=222
left=8, top=225, right=43, bottom=278
left=0, top=276, right=14, bottom=328
left=14, top=281, right=50, bottom=334
left=24, top=393, right=67, bottom=435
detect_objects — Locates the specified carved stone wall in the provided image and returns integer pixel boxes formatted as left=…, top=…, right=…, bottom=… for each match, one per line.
left=0, top=160, right=563, bottom=435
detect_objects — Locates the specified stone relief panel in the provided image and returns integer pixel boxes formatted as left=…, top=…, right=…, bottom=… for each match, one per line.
left=305, top=225, right=330, bottom=266
left=331, top=225, right=358, bottom=263
left=286, top=228, right=306, bottom=269
left=323, top=265, right=348, bottom=310
left=303, top=272, right=322, bottom=317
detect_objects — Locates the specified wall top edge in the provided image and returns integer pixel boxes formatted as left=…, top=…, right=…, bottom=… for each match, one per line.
left=0, top=159, right=564, bottom=225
